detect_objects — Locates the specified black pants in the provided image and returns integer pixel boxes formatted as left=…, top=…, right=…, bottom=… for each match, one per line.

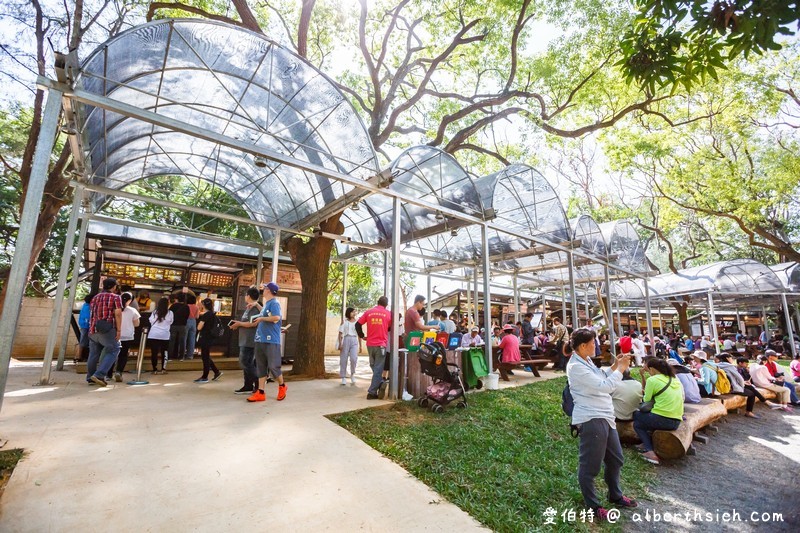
left=577, top=418, right=624, bottom=510
left=107, top=339, right=135, bottom=377
left=738, top=384, right=766, bottom=412
left=699, top=386, right=711, bottom=398
left=150, top=339, right=168, bottom=371
left=200, top=342, right=219, bottom=379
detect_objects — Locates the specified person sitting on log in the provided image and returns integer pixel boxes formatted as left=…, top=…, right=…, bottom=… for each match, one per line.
left=633, top=356, right=684, bottom=466
left=666, top=359, right=701, bottom=404
left=749, top=355, right=793, bottom=411
left=735, top=357, right=782, bottom=415
left=611, top=370, right=643, bottom=422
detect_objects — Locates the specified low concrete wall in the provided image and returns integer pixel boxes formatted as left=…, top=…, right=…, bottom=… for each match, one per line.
left=12, top=297, right=74, bottom=359
left=324, top=313, right=366, bottom=356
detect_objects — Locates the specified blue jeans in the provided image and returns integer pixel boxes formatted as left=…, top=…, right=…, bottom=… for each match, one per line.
left=632, top=410, right=681, bottom=452
left=367, top=346, right=386, bottom=395
left=238, top=346, right=257, bottom=390
left=185, top=318, right=197, bottom=359
left=783, top=381, right=799, bottom=403
left=87, top=329, right=121, bottom=381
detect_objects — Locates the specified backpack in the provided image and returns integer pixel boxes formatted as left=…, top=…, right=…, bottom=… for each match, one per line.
left=561, top=383, right=580, bottom=437
left=709, top=365, right=731, bottom=394
left=210, top=315, right=225, bottom=338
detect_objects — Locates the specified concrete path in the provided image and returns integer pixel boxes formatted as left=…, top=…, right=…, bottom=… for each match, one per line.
left=0, top=357, right=529, bottom=532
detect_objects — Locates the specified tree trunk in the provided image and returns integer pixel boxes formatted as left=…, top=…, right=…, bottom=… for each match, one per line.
left=671, top=300, right=691, bottom=334
left=285, top=214, right=343, bottom=378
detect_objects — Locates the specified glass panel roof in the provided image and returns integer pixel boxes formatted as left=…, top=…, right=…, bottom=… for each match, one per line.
left=76, top=19, right=378, bottom=236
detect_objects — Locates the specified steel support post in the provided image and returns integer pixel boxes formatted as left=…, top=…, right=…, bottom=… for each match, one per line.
left=41, top=186, right=83, bottom=384
left=513, top=273, right=520, bottom=324
left=567, top=252, right=578, bottom=329
left=644, top=278, right=655, bottom=357
left=473, top=267, right=479, bottom=327
left=57, top=210, right=91, bottom=368
left=781, top=294, right=798, bottom=357
left=708, top=292, right=720, bottom=355
left=341, top=263, right=348, bottom=319
left=481, top=224, right=492, bottom=372
left=270, top=230, right=280, bottom=283
left=604, top=266, right=616, bottom=358
left=389, top=197, right=402, bottom=400
left=256, top=245, right=263, bottom=284
left=426, top=274, right=432, bottom=321
left=0, top=89, right=62, bottom=411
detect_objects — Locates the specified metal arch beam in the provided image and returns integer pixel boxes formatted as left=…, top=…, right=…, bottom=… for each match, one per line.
left=781, top=294, right=798, bottom=357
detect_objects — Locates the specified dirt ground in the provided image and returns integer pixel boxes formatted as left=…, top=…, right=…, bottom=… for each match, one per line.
left=623, top=406, right=800, bottom=532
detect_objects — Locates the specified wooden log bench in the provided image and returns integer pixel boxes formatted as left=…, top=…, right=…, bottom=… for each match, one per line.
left=717, top=388, right=778, bottom=413
left=616, top=399, right=727, bottom=459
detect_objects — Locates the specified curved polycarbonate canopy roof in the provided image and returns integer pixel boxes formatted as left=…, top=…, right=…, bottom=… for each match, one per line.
left=770, top=262, right=800, bottom=291
left=340, top=146, right=485, bottom=247
left=611, top=259, right=790, bottom=302
left=75, top=19, right=378, bottom=241
left=598, top=221, right=649, bottom=274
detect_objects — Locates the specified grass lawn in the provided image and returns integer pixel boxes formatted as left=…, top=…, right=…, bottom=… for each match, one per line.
left=330, top=377, right=654, bottom=532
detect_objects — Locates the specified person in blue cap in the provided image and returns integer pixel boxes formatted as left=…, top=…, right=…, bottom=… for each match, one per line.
left=248, top=282, right=287, bottom=402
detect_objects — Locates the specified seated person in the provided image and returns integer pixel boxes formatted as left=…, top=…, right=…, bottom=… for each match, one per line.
left=497, top=324, right=521, bottom=364
left=460, top=327, right=483, bottom=348
left=791, top=354, right=800, bottom=383
left=633, top=357, right=684, bottom=466
left=764, top=350, right=799, bottom=405
left=611, top=370, right=642, bottom=421
left=691, top=351, right=717, bottom=397
left=731, top=356, right=781, bottom=416
left=667, top=359, right=701, bottom=404
left=749, top=355, right=793, bottom=411
left=667, top=347, right=684, bottom=365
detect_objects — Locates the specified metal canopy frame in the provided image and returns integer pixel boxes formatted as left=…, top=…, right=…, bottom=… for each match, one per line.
left=4, top=19, right=739, bottom=409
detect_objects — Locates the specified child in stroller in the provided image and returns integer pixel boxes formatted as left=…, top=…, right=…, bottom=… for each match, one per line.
left=416, top=341, right=467, bottom=412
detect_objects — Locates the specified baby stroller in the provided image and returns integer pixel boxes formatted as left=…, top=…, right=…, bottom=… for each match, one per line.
left=416, top=341, right=467, bottom=412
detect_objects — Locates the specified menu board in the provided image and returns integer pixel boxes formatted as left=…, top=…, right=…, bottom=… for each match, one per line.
left=189, top=270, right=234, bottom=288
left=105, top=263, right=182, bottom=282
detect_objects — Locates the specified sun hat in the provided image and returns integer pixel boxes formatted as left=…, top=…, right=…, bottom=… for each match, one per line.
left=693, top=351, right=708, bottom=361
left=471, top=326, right=479, bottom=332
left=502, top=324, right=515, bottom=331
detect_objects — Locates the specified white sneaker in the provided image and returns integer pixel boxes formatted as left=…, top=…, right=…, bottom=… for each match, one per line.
left=340, top=378, right=347, bottom=386
left=350, top=376, right=356, bottom=385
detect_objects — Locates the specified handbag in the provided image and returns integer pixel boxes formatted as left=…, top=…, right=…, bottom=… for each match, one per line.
left=639, top=376, right=672, bottom=413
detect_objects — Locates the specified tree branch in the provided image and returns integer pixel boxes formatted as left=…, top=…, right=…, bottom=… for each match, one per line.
left=297, top=0, right=317, bottom=58
left=146, top=2, right=251, bottom=29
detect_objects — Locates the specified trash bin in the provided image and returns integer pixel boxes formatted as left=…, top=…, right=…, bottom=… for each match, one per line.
left=461, top=346, right=489, bottom=390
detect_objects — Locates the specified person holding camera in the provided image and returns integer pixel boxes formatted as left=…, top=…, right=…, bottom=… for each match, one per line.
left=566, top=328, right=637, bottom=521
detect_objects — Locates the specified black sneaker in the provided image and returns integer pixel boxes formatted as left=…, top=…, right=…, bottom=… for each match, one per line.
left=366, top=393, right=379, bottom=400
left=212, top=372, right=223, bottom=381
left=234, top=387, right=254, bottom=395
left=378, top=380, right=388, bottom=399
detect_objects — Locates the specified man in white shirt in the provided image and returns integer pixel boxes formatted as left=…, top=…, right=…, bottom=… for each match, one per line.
left=749, top=356, right=791, bottom=409
left=722, top=336, right=735, bottom=352
left=611, top=371, right=643, bottom=421
left=630, top=332, right=646, bottom=367
left=461, top=327, right=483, bottom=348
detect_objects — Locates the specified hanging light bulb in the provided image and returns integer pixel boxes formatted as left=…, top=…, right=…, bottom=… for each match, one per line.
left=254, top=155, right=267, bottom=168
left=351, top=202, right=360, bottom=211
left=450, top=228, right=458, bottom=237
left=435, top=211, right=445, bottom=221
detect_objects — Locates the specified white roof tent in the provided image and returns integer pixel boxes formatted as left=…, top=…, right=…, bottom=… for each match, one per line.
left=0, top=19, right=675, bottom=408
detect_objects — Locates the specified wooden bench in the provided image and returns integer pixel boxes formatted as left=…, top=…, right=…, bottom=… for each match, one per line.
left=496, top=358, right=551, bottom=380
